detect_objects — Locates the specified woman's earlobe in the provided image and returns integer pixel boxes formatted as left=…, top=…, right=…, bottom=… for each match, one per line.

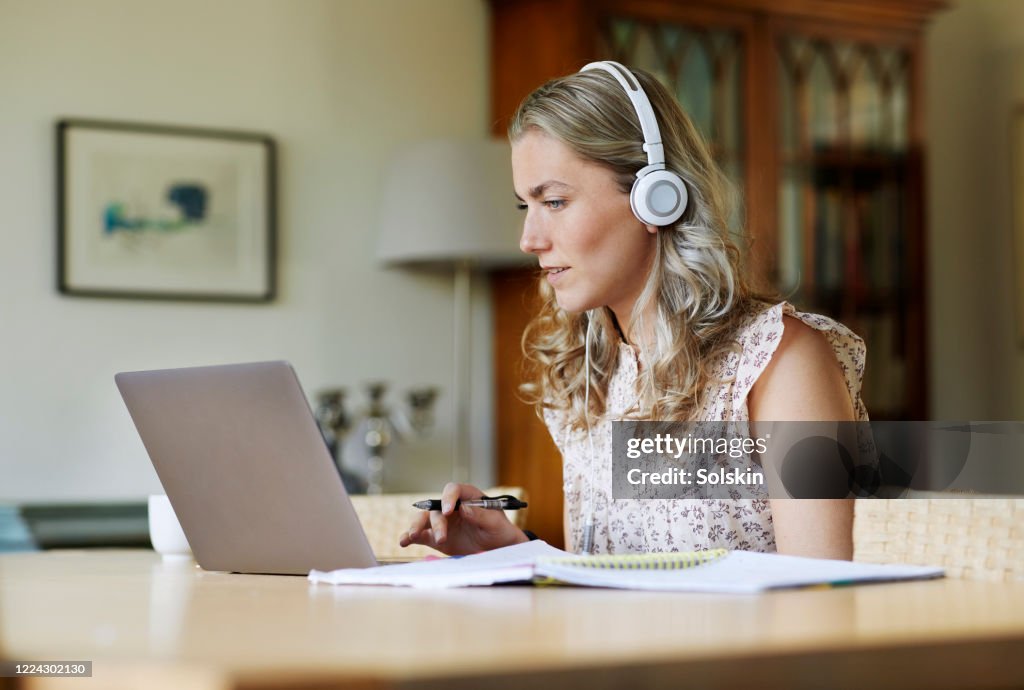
left=645, top=223, right=659, bottom=235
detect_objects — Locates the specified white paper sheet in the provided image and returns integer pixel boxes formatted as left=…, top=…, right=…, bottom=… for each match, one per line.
left=309, top=542, right=944, bottom=593
left=308, top=540, right=568, bottom=588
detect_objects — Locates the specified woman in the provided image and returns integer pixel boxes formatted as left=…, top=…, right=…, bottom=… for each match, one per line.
left=400, top=62, right=867, bottom=560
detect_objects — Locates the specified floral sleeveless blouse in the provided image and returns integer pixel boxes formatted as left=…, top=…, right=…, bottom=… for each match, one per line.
left=543, top=301, right=869, bottom=555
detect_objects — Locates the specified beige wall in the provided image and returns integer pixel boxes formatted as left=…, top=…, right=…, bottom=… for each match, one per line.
left=0, top=0, right=495, bottom=500
left=927, top=0, right=1024, bottom=419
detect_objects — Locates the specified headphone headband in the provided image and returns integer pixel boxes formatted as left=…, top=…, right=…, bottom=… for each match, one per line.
left=578, top=61, right=688, bottom=227
left=580, top=61, right=665, bottom=171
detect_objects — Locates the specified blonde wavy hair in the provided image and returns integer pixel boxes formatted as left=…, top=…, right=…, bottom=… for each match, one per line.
left=510, top=66, right=774, bottom=430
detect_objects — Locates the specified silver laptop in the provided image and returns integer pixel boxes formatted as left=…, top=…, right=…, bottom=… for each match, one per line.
left=116, top=361, right=378, bottom=575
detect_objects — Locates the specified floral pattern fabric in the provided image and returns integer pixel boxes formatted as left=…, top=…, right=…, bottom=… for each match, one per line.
left=543, top=301, right=869, bottom=554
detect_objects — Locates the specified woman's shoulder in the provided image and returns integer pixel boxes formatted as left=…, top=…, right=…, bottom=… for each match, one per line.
left=733, top=300, right=864, bottom=361
left=722, top=300, right=867, bottom=417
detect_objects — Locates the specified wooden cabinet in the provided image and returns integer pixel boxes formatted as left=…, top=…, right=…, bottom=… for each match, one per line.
left=490, top=0, right=944, bottom=545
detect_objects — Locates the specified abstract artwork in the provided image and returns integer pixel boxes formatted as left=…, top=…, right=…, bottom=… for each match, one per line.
left=57, top=119, right=276, bottom=301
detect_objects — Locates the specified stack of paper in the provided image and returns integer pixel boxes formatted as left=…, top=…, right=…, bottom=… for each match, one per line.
left=308, top=541, right=944, bottom=593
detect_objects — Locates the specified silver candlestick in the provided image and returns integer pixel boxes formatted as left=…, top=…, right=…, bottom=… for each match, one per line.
left=315, top=383, right=438, bottom=494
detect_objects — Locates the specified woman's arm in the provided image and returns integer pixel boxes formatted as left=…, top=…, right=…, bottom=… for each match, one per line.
left=748, top=315, right=856, bottom=560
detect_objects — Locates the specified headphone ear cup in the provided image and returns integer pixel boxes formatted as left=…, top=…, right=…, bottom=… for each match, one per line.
left=630, top=169, right=688, bottom=227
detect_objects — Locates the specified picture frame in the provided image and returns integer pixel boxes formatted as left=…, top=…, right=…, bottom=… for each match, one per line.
left=57, top=119, right=276, bottom=302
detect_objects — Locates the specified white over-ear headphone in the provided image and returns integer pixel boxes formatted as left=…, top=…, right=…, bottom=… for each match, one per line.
left=580, top=61, right=688, bottom=227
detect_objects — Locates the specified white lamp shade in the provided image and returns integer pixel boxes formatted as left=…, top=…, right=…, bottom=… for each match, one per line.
left=377, top=139, right=528, bottom=267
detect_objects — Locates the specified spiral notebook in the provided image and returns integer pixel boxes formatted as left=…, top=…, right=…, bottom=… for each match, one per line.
left=308, top=540, right=944, bottom=593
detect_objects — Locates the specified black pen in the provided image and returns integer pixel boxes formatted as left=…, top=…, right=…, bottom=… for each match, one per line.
left=412, top=495, right=528, bottom=511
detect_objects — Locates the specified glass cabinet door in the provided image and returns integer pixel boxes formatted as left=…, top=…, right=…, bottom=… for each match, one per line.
left=595, top=16, right=919, bottom=419
left=776, top=35, right=914, bottom=417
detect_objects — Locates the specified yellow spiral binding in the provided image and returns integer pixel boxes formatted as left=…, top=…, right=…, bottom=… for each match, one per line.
left=539, top=547, right=728, bottom=571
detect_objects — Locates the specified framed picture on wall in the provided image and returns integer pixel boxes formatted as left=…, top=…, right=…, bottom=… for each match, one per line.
left=57, top=119, right=276, bottom=302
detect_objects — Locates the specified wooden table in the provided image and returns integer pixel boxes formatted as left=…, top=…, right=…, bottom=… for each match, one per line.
left=2, top=550, right=1023, bottom=690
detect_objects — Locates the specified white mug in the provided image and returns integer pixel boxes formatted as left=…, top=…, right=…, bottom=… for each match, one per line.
left=148, top=495, right=193, bottom=560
